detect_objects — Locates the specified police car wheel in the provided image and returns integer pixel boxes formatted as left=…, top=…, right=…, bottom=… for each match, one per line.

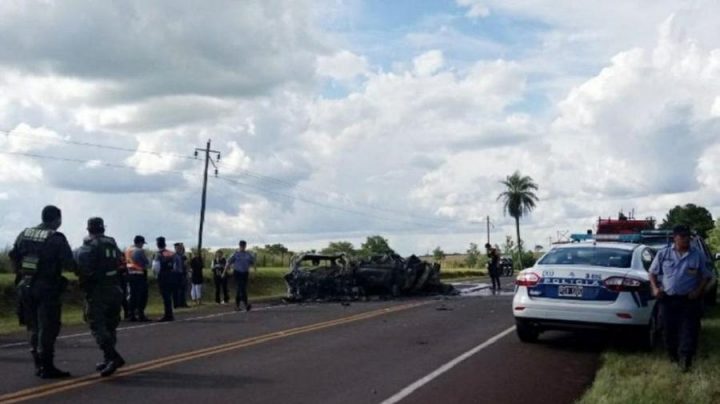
left=515, top=319, right=539, bottom=343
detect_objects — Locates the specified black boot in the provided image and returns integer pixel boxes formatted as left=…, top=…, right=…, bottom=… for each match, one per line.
left=99, top=349, right=125, bottom=377
left=31, top=350, right=41, bottom=376
left=38, top=353, right=71, bottom=379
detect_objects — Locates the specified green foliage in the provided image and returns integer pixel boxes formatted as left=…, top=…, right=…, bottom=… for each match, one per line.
left=707, top=220, right=720, bottom=255
left=0, top=246, right=11, bottom=273
left=432, top=246, right=445, bottom=262
left=465, top=243, right=481, bottom=268
left=360, top=235, right=395, bottom=256
left=321, top=241, right=356, bottom=256
left=659, top=203, right=715, bottom=238
left=497, top=171, right=539, bottom=267
left=502, top=236, right=515, bottom=256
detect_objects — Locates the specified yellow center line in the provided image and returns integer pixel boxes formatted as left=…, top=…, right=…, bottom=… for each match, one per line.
left=0, top=301, right=430, bottom=403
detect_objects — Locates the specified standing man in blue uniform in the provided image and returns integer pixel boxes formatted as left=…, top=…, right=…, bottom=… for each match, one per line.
left=9, top=205, right=75, bottom=378
left=649, top=224, right=712, bottom=372
left=225, top=240, right=256, bottom=311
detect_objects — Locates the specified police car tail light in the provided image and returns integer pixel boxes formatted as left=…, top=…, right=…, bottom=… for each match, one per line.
left=603, top=276, right=643, bottom=292
left=516, top=272, right=540, bottom=287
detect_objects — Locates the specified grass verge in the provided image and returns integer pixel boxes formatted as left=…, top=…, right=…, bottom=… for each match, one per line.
left=578, top=305, right=720, bottom=404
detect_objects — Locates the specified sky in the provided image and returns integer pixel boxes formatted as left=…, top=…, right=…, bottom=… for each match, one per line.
left=1, top=0, right=719, bottom=255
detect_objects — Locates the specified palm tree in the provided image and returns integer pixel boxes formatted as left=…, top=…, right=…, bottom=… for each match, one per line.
left=497, top=171, right=539, bottom=269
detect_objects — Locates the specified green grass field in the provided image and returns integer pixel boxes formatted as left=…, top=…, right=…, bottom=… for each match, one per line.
left=579, top=305, right=720, bottom=404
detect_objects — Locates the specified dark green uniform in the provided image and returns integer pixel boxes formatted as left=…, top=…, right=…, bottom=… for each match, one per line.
left=9, top=224, right=74, bottom=376
left=75, top=234, right=125, bottom=371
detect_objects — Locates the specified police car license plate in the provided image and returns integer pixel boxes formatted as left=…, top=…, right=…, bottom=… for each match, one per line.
left=558, top=285, right=583, bottom=298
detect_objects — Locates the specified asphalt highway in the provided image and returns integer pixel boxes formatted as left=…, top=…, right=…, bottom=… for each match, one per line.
left=0, top=283, right=600, bottom=404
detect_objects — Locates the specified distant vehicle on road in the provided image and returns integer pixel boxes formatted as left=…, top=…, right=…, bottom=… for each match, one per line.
left=512, top=242, right=659, bottom=347
left=499, top=256, right=513, bottom=276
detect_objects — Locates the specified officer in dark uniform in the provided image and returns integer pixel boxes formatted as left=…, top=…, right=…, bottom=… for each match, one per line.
left=154, top=237, right=176, bottom=322
left=8, top=205, right=74, bottom=378
left=649, top=224, right=712, bottom=372
left=75, top=217, right=126, bottom=377
left=485, top=243, right=501, bottom=292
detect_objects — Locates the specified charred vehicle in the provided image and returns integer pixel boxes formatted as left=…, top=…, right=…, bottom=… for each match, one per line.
left=284, top=254, right=356, bottom=301
left=285, top=253, right=454, bottom=302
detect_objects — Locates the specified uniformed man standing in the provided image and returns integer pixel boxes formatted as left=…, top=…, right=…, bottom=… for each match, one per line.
left=75, top=217, right=126, bottom=377
left=153, top=237, right=176, bottom=322
left=225, top=240, right=256, bottom=311
left=9, top=205, right=75, bottom=378
left=125, top=235, right=150, bottom=322
left=485, top=243, right=501, bottom=292
left=649, top=224, right=712, bottom=372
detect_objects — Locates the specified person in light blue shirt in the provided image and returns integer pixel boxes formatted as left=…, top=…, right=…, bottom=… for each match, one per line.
left=649, top=224, right=712, bottom=371
left=225, top=240, right=256, bottom=311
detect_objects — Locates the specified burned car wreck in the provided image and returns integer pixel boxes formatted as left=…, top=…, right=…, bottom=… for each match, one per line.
left=284, top=253, right=454, bottom=302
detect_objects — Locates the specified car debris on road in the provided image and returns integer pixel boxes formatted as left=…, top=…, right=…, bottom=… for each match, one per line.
left=284, top=253, right=455, bottom=302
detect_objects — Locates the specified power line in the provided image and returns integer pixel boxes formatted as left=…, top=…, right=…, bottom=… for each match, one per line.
left=215, top=174, right=454, bottom=230
left=0, top=150, right=458, bottom=230
left=2, top=128, right=457, bottom=226
left=1, top=128, right=198, bottom=161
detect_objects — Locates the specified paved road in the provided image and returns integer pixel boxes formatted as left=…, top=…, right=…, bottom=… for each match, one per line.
left=0, top=284, right=601, bottom=404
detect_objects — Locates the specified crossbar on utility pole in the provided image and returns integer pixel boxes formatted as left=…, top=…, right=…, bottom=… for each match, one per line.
left=194, top=140, right=221, bottom=256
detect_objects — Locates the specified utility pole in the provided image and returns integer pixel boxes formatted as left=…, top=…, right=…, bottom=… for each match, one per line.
left=194, top=140, right=221, bottom=256
left=486, top=216, right=491, bottom=245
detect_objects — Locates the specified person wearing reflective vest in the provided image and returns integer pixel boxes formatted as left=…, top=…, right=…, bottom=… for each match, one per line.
left=75, top=217, right=126, bottom=377
left=8, top=205, right=75, bottom=379
left=125, top=235, right=150, bottom=322
left=153, top=237, right=177, bottom=322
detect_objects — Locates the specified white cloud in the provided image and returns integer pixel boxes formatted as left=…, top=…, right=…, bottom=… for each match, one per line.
left=413, top=50, right=445, bottom=76
left=317, top=50, right=368, bottom=80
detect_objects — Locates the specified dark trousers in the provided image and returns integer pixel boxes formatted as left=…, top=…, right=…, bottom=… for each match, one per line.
left=158, top=276, right=176, bottom=319
left=490, top=275, right=501, bottom=291
left=127, top=274, right=149, bottom=318
left=489, top=265, right=501, bottom=290
left=660, top=295, right=703, bottom=360
left=234, top=272, right=249, bottom=308
left=23, top=291, right=62, bottom=360
left=214, top=275, right=229, bottom=303
left=174, top=273, right=188, bottom=308
left=86, top=284, right=122, bottom=360
left=119, top=275, right=129, bottom=318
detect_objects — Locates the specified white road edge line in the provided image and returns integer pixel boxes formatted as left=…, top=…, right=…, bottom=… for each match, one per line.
left=380, top=325, right=516, bottom=404
left=0, top=304, right=289, bottom=349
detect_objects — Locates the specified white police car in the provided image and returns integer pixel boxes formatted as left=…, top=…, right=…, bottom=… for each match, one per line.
left=513, top=241, right=659, bottom=345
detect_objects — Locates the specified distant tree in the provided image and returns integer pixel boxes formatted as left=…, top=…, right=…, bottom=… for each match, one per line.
left=534, top=245, right=544, bottom=254
left=501, top=236, right=515, bottom=257
left=659, top=204, right=714, bottom=238
left=707, top=219, right=720, bottom=255
left=321, top=241, right=357, bottom=257
left=465, top=243, right=481, bottom=268
left=360, top=235, right=395, bottom=256
left=0, top=246, right=11, bottom=273
left=498, top=171, right=539, bottom=268
left=432, top=246, right=446, bottom=262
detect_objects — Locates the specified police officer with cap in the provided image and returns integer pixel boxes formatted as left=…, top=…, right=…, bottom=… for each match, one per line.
left=9, top=205, right=75, bottom=378
left=649, top=224, right=712, bottom=372
left=75, top=217, right=126, bottom=377
left=125, top=235, right=151, bottom=322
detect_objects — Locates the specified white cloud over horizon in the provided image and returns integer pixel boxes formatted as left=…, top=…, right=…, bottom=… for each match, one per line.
left=1, top=1, right=719, bottom=256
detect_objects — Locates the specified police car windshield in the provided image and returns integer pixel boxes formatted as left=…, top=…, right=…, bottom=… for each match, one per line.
left=538, top=247, right=632, bottom=268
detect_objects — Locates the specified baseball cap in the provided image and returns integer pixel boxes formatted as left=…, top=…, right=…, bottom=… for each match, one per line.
left=672, top=224, right=691, bottom=236
left=134, top=235, right=146, bottom=245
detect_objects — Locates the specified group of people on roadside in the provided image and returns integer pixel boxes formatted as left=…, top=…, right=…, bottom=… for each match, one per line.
left=9, top=205, right=257, bottom=380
